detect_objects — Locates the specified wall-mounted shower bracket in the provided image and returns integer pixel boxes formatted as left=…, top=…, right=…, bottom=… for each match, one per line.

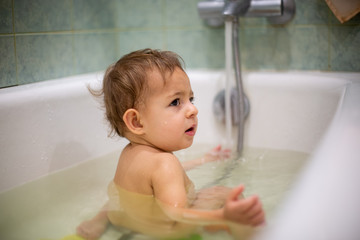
left=198, top=0, right=296, bottom=27
left=213, top=88, right=250, bottom=126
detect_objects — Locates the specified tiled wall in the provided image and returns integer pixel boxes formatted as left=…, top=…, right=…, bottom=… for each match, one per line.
left=1, top=0, right=359, bottom=88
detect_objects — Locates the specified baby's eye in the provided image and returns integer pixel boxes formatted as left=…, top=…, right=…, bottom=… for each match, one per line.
left=170, top=98, right=180, bottom=106
left=190, top=97, right=195, bottom=104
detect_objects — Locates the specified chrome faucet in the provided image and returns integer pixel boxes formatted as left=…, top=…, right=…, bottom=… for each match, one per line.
left=198, top=0, right=295, bottom=26
left=223, top=0, right=251, bottom=20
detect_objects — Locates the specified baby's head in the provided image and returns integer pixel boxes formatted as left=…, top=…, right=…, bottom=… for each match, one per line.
left=96, top=49, right=185, bottom=137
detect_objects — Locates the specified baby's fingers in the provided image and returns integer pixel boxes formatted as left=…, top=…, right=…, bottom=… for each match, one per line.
left=226, top=195, right=262, bottom=223
left=227, top=185, right=245, bottom=202
left=209, top=145, right=231, bottom=159
left=249, top=210, right=265, bottom=226
left=243, top=198, right=265, bottom=226
left=244, top=196, right=262, bottom=217
left=215, top=145, right=231, bottom=157
left=234, top=195, right=259, bottom=213
left=212, top=144, right=222, bottom=152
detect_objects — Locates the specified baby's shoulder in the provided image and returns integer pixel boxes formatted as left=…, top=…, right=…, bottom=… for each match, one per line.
left=150, top=153, right=184, bottom=179
left=153, top=152, right=181, bottom=166
left=123, top=144, right=181, bottom=171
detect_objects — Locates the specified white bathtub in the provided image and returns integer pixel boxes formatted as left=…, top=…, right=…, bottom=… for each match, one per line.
left=0, top=70, right=359, bottom=239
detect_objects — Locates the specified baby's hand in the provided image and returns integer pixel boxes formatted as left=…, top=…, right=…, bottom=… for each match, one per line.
left=203, top=145, right=231, bottom=163
left=182, top=145, right=231, bottom=171
left=223, top=185, right=265, bottom=227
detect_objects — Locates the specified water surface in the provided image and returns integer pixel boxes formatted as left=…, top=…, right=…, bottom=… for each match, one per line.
left=0, top=145, right=308, bottom=240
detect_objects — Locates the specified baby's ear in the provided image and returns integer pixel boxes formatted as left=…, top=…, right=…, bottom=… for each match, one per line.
left=123, top=109, right=144, bottom=135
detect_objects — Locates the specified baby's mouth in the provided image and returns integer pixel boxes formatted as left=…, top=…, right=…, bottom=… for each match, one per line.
left=185, top=127, right=194, bottom=133
left=185, top=125, right=196, bottom=136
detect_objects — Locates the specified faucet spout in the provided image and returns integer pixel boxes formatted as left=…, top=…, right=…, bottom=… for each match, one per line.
left=223, top=0, right=251, bottom=20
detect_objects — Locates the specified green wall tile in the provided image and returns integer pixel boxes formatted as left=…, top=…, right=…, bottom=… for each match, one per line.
left=118, top=30, right=164, bottom=56
left=240, top=17, right=267, bottom=27
left=0, top=36, right=17, bottom=87
left=165, top=0, right=203, bottom=27
left=16, top=34, right=74, bottom=84
left=241, top=25, right=329, bottom=70
left=240, top=27, right=292, bottom=70
left=287, top=26, right=329, bottom=70
left=1, top=0, right=359, bottom=88
left=116, top=0, right=163, bottom=29
left=73, top=0, right=117, bottom=30
left=330, top=25, right=360, bottom=71
left=291, top=0, right=329, bottom=25
left=167, top=28, right=225, bottom=69
left=0, top=0, right=13, bottom=33
left=14, top=0, right=72, bottom=32
left=73, top=32, right=118, bottom=74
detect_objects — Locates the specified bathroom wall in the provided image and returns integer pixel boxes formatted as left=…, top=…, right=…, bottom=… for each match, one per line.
left=0, top=0, right=359, bottom=88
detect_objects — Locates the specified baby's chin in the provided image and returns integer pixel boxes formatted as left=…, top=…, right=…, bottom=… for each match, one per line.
left=159, top=141, right=194, bottom=152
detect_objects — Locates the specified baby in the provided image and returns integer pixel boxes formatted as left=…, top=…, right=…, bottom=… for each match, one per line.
left=77, top=49, right=265, bottom=239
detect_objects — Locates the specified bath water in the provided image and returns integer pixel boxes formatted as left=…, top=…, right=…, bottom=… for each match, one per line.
left=0, top=145, right=308, bottom=240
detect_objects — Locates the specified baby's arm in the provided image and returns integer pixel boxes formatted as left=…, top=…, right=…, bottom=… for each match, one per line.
left=182, top=145, right=231, bottom=171
left=153, top=154, right=265, bottom=227
left=160, top=185, right=265, bottom=227
left=152, top=154, right=189, bottom=208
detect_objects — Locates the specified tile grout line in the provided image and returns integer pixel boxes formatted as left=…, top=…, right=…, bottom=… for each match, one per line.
left=327, top=8, right=332, bottom=71
left=11, top=0, right=18, bottom=86
left=70, top=0, right=75, bottom=75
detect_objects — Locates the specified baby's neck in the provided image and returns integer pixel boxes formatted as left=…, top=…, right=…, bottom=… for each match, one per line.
left=128, top=141, right=173, bottom=154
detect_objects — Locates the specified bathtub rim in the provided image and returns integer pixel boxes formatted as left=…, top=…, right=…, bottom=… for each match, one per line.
left=0, top=70, right=359, bottom=194
left=254, top=79, right=360, bottom=240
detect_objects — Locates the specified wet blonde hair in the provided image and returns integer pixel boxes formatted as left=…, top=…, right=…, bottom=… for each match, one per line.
left=90, top=49, right=185, bottom=137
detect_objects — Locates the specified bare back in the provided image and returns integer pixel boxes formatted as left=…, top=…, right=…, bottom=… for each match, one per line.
left=113, top=143, right=194, bottom=207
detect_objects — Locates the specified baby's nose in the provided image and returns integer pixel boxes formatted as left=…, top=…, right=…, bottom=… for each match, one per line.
left=186, top=103, right=198, bottom=118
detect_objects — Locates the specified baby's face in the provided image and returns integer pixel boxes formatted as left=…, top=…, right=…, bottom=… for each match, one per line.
left=139, top=67, right=198, bottom=152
